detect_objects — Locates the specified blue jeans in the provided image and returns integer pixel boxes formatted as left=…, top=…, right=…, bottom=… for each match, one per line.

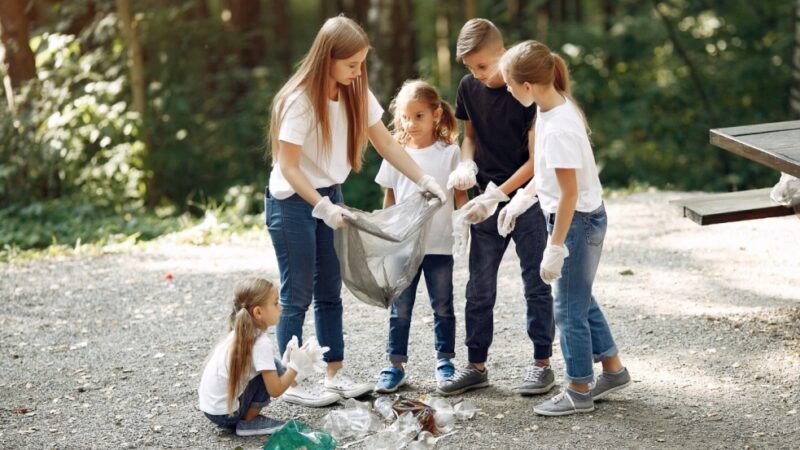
left=266, top=186, right=345, bottom=362
left=386, top=254, right=456, bottom=363
left=465, top=201, right=554, bottom=363
left=204, top=359, right=286, bottom=429
left=544, top=204, right=618, bottom=384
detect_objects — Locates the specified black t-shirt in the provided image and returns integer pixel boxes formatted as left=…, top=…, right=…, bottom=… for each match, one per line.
left=455, top=74, right=536, bottom=192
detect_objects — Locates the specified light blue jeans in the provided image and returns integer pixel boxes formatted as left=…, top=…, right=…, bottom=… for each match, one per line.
left=544, top=203, right=618, bottom=384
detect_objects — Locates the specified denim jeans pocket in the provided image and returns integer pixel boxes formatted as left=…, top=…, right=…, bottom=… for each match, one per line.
left=582, top=209, right=607, bottom=247
left=265, top=196, right=273, bottom=227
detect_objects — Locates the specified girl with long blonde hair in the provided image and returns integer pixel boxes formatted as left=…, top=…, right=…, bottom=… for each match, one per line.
left=497, top=40, right=630, bottom=416
left=266, top=15, right=446, bottom=407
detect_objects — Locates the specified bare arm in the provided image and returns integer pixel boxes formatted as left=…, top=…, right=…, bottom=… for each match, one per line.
left=383, top=188, right=396, bottom=209
left=550, top=168, right=578, bottom=246
left=499, top=159, right=534, bottom=196
left=454, top=189, right=469, bottom=208
left=261, top=368, right=298, bottom=398
left=276, top=140, right=323, bottom=206
left=460, top=120, right=476, bottom=162
left=368, top=121, right=424, bottom=182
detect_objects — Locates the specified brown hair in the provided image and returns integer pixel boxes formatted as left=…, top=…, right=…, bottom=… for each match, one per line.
left=456, top=18, right=503, bottom=62
left=500, top=40, right=591, bottom=138
left=268, top=16, right=371, bottom=172
left=389, top=79, right=459, bottom=146
left=225, top=277, right=277, bottom=414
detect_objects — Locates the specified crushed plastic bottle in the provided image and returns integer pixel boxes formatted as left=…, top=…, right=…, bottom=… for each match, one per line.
left=362, top=412, right=421, bottom=450
left=374, top=396, right=397, bottom=421
left=454, top=399, right=478, bottom=420
left=426, top=397, right=455, bottom=432
left=321, top=398, right=383, bottom=441
left=406, top=430, right=437, bottom=450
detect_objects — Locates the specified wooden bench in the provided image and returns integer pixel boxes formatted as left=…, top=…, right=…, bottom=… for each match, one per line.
left=671, top=188, right=795, bottom=226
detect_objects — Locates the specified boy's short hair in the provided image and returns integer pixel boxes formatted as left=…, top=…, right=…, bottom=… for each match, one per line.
left=456, top=18, right=503, bottom=62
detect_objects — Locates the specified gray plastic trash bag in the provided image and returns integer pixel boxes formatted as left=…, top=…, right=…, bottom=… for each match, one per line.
left=334, top=193, right=442, bottom=308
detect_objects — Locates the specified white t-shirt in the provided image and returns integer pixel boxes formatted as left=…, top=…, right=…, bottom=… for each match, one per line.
left=269, top=89, right=385, bottom=200
left=534, top=97, right=603, bottom=214
left=198, top=331, right=277, bottom=415
left=375, top=141, right=460, bottom=255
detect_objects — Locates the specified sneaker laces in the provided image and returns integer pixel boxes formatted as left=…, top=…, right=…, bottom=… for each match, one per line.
left=523, top=363, right=546, bottom=383
left=451, top=366, right=478, bottom=383
left=330, top=370, right=360, bottom=388
left=549, top=391, right=575, bottom=408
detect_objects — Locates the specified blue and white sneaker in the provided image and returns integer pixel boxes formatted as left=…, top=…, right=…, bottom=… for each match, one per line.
left=374, top=366, right=406, bottom=394
left=235, top=415, right=285, bottom=436
left=435, top=358, right=455, bottom=386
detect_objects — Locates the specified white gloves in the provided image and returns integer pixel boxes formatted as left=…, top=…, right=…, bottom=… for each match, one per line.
left=540, top=244, right=569, bottom=285
left=282, top=336, right=330, bottom=380
left=497, top=182, right=538, bottom=237
left=446, top=160, right=478, bottom=191
left=451, top=209, right=470, bottom=257
left=416, top=174, right=447, bottom=203
left=462, top=182, right=510, bottom=223
left=312, top=196, right=354, bottom=229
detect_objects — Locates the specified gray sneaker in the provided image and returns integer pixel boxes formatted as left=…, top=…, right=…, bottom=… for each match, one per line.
left=514, top=362, right=555, bottom=395
left=235, top=415, right=285, bottom=436
left=533, top=388, right=594, bottom=416
left=591, top=367, right=631, bottom=400
left=436, top=364, right=489, bottom=396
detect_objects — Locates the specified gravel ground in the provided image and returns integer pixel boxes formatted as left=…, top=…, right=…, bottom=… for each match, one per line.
left=1, top=191, right=798, bottom=450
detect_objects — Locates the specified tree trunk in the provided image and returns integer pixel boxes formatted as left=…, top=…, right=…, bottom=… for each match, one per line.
left=271, top=0, right=291, bottom=77
left=116, top=0, right=146, bottom=121
left=436, top=4, right=451, bottom=92
left=791, top=0, right=800, bottom=119
left=229, top=0, right=263, bottom=67
left=536, top=3, right=549, bottom=41
left=0, top=0, right=36, bottom=90
left=367, top=0, right=417, bottom=102
left=464, top=0, right=477, bottom=20
left=320, top=0, right=338, bottom=23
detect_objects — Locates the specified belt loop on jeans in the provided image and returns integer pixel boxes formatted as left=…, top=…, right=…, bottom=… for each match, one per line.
left=548, top=213, right=556, bottom=225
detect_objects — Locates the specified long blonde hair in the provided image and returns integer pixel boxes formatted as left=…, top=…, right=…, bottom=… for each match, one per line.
left=226, top=277, right=277, bottom=415
left=389, top=79, right=459, bottom=146
left=499, top=40, right=591, bottom=147
left=268, top=16, right=371, bottom=172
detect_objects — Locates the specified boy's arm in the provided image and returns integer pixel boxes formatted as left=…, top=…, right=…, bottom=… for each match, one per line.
left=261, top=368, right=298, bottom=398
left=383, top=188, right=396, bottom=209
left=454, top=189, right=469, bottom=208
left=499, top=159, right=534, bottom=196
left=460, top=120, right=476, bottom=162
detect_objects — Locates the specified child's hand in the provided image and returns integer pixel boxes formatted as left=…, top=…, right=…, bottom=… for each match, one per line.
left=304, top=337, right=330, bottom=373
left=281, top=335, right=300, bottom=368
left=540, top=244, right=569, bottom=284
left=463, top=182, right=509, bottom=223
left=447, top=160, right=478, bottom=191
left=497, top=187, right=538, bottom=237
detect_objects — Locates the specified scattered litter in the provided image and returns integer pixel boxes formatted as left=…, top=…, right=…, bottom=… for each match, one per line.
left=321, top=399, right=383, bottom=441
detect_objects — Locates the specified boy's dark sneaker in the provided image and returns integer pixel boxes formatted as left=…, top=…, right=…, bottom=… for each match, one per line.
left=514, top=361, right=555, bottom=395
left=591, top=367, right=631, bottom=400
left=436, top=364, right=489, bottom=396
left=235, top=415, right=285, bottom=436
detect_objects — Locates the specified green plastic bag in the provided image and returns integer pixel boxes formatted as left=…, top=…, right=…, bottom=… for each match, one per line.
left=263, top=419, right=337, bottom=450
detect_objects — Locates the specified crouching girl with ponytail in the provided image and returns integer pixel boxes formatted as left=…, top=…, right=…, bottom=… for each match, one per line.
left=198, top=278, right=327, bottom=436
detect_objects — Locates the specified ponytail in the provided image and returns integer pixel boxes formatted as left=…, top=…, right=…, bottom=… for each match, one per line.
left=436, top=100, right=459, bottom=145
left=551, top=53, right=570, bottom=96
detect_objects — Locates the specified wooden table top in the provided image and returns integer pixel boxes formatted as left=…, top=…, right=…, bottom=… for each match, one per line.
left=710, top=121, right=800, bottom=178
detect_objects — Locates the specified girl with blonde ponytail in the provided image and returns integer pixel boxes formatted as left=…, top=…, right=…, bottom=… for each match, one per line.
left=198, top=278, right=325, bottom=436
left=266, top=15, right=447, bottom=407
left=498, top=40, right=630, bottom=416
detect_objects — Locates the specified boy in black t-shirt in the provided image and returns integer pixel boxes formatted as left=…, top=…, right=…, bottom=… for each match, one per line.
left=438, top=19, right=555, bottom=397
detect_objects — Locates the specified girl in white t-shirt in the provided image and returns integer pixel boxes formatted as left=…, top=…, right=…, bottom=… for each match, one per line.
left=198, top=278, right=324, bottom=436
left=373, top=80, right=469, bottom=393
left=266, top=16, right=446, bottom=407
left=497, top=41, right=631, bottom=416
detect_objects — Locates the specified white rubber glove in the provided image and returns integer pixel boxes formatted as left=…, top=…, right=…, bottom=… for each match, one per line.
left=446, top=160, right=478, bottom=191
left=416, top=174, right=447, bottom=203
left=497, top=182, right=538, bottom=237
left=281, top=335, right=300, bottom=369
left=540, top=244, right=569, bottom=285
left=312, top=196, right=354, bottom=230
left=303, top=337, right=330, bottom=373
left=451, top=209, right=470, bottom=257
left=462, top=182, right=510, bottom=224
left=285, top=343, right=316, bottom=380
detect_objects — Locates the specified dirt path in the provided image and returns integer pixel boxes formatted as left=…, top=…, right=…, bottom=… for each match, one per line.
left=1, top=192, right=798, bottom=449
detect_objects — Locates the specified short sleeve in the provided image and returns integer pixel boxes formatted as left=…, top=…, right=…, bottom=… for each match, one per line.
left=374, top=158, right=397, bottom=189
left=543, top=131, right=584, bottom=170
left=278, top=93, right=314, bottom=146
left=251, top=334, right=277, bottom=372
left=447, top=144, right=461, bottom=171
left=367, top=89, right=385, bottom=126
left=454, top=77, right=469, bottom=121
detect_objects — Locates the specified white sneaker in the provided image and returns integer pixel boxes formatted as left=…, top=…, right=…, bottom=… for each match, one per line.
left=324, top=370, right=373, bottom=398
left=282, top=380, right=341, bottom=407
